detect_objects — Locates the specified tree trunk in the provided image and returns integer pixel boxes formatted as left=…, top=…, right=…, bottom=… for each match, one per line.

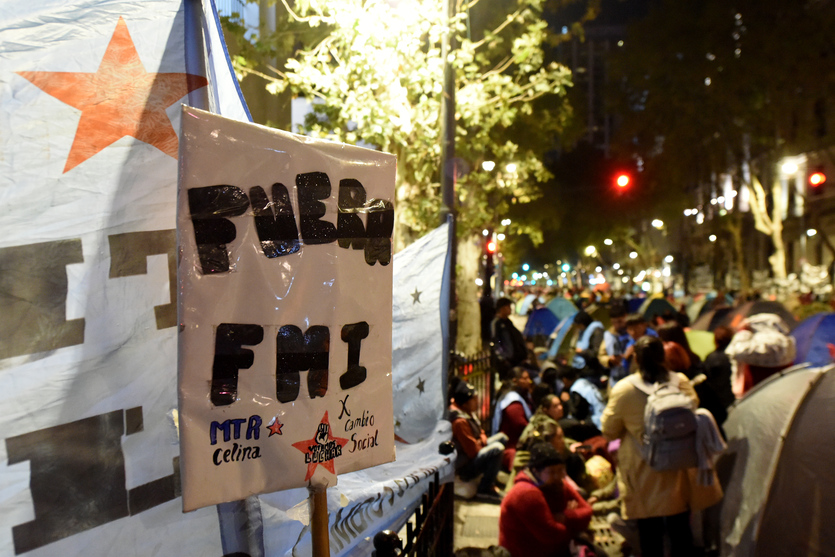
left=726, top=213, right=751, bottom=295
left=769, top=179, right=788, bottom=280
left=456, top=235, right=481, bottom=355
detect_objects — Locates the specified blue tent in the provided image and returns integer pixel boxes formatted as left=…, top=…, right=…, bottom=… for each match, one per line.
left=546, top=311, right=579, bottom=360
left=793, top=312, right=835, bottom=367
left=546, top=297, right=578, bottom=321
left=524, top=307, right=560, bottom=339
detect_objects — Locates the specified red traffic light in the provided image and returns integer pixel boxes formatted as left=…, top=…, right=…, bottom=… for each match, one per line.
left=810, top=171, right=827, bottom=187
left=486, top=241, right=498, bottom=253
left=615, top=173, right=630, bottom=188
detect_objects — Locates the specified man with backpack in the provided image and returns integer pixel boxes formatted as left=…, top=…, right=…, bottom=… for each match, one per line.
left=600, top=336, right=699, bottom=557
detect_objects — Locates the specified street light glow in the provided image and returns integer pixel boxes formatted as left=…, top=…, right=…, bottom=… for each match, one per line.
left=629, top=251, right=638, bottom=259
left=781, top=160, right=799, bottom=175
left=522, top=263, right=530, bottom=271
left=584, top=245, right=596, bottom=256
left=497, top=233, right=506, bottom=241
left=501, top=218, right=512, bottom=226
left=807, top=228, right=818, bottom=237
left=595, top=266, right=602, bottom=273
left=651, top=219, right=664, bottom=229
left=613, top=263, right=621, bottom=270
left=506, top=163, right=517, bottom=173
left=709, top=234, right=717, bottom=242
left=482, top=160, right=496, bottom=172
left=604, top=238, right=613, bottom=246
left=664, top=255, right=674, bottom=263
left=475, top=278, right=484, bottom=286
left=482, top=229, right=489, bottom=236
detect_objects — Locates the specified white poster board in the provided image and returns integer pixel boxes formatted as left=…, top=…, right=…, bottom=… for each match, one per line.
left=177, top=107, right=396, bottom=511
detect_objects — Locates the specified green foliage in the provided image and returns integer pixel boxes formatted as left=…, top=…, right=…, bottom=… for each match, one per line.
left=226, top=0, right=577, bottom=248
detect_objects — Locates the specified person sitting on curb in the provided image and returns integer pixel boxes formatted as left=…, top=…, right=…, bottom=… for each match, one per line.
left=499, top=442, right=594, bottom=557
left=493, top=367, right=534, bottom=469
left=449, top=380, right=508, bottom=501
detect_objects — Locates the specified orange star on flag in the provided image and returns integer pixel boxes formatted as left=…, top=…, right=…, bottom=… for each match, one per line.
left=292, top=411, right=349, bottom=481
left=266, top=418, right=283, bottom=437
left=17, top=17, right=208, bottom=173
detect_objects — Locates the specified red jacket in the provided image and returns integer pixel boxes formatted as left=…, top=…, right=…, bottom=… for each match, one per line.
left=499, top=469, right=592, bottom=557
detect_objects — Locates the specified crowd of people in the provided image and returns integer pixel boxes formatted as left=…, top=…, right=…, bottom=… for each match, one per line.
left=450, top=288, right=802, bottom=557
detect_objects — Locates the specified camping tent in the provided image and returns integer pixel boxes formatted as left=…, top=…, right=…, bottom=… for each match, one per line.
left=719, top=363, right=835, bottom=556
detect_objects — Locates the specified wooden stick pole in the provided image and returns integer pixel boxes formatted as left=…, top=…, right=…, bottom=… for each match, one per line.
left=310, top=486, right=329, bottom=557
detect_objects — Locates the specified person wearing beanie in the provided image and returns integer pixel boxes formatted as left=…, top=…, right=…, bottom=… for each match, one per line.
left=499, top=442, right=593, bottom=557
left=449, top=380, right=508, bottom=500
left=725, top=313, right=797, bottom=397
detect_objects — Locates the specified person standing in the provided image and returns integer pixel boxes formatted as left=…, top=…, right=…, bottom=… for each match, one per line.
left=491, top=297, right=529, bottom=378
left=598, top=304, right=632, bottom=384
left=601, top=336, right=698, bottom=557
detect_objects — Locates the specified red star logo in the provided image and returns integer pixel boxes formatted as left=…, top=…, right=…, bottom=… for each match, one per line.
left=266, top=419, right=284, bottom=437
left=17, top=17, right=208, bottom=173
left=292, top=412, right=349, bottom=481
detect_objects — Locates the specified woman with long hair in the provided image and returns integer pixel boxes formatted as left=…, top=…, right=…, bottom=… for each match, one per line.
left=601, top=335, right=699, bottom=557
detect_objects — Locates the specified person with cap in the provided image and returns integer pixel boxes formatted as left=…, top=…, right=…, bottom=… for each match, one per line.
left=725, top=313, right=797, bottom=398
left=499, top=442, right=594, bottom=557
left=491, top=297, right=530, bottom=378
left=449, top=379, right=508, bottom=500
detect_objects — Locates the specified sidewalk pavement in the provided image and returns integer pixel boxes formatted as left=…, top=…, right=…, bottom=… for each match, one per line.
left=453, top=498, right=501, bottom=551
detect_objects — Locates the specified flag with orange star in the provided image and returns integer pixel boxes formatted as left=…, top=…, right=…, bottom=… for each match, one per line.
left=0, top=1, right=250, bottom=556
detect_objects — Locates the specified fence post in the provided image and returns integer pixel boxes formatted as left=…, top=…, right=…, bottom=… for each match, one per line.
left=372, top=530, right=403, bottom=557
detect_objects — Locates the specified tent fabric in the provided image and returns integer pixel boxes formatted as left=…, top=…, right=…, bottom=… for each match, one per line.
left=724, top=301, right=798, bottom=332
left=546, top=313, right=578, bottom=360
left=516, top=294, right=538, bottom=315
left=792, top=312, right=835, bottom=367
left=719, top=364, right=832, bottom=556
left=691, top=307, right=733, bottom=331
left=685, top=329, right=715, bottom=360
left=639, top=296, right=676, bottom=321
left=546, top=297, right=578, bottom=321
left=524, top=307, right=560, bottom=339
left=756, top=367, right=835, bottom=556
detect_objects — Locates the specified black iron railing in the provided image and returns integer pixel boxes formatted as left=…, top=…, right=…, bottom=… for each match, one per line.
left=451, top=351, right=495, bottom=431
left=372, top=471, right=454, bottom=557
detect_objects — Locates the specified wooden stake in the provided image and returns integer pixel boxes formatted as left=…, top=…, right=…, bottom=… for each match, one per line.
left=310, top=486, right=329, bottom=557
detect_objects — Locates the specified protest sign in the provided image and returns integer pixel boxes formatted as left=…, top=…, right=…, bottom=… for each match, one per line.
left=177, top=107, right=396, bottom=512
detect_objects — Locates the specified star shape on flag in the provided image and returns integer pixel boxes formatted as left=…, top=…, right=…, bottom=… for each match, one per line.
left=416, top=377, right=426, bottom=394
left=266, top=418, right=284, bottom=437
left=292, top=411, right=349, bottom=481
left=411, top=287, right=422, bottom=305
left=17, top=17, right=208, bottom=173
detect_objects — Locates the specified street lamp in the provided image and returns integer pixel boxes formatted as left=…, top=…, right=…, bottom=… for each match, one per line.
left=604, top=238, right=613, bottom=246
left=629, top=251, right=638, bottom=259
left=482, top=160, right=496, bottom=172
left=651, top=219, right=664, bottom=229
left=584, top=245, right=596, bottom=256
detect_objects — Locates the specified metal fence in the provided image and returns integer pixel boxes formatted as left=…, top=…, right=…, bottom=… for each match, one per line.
left=372, top=471, right=454, bottom=557
left=451, top=350, right=496, bottom=431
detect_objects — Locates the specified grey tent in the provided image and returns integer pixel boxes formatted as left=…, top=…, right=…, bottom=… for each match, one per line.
left=719, top=363, right=835, bottom=556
